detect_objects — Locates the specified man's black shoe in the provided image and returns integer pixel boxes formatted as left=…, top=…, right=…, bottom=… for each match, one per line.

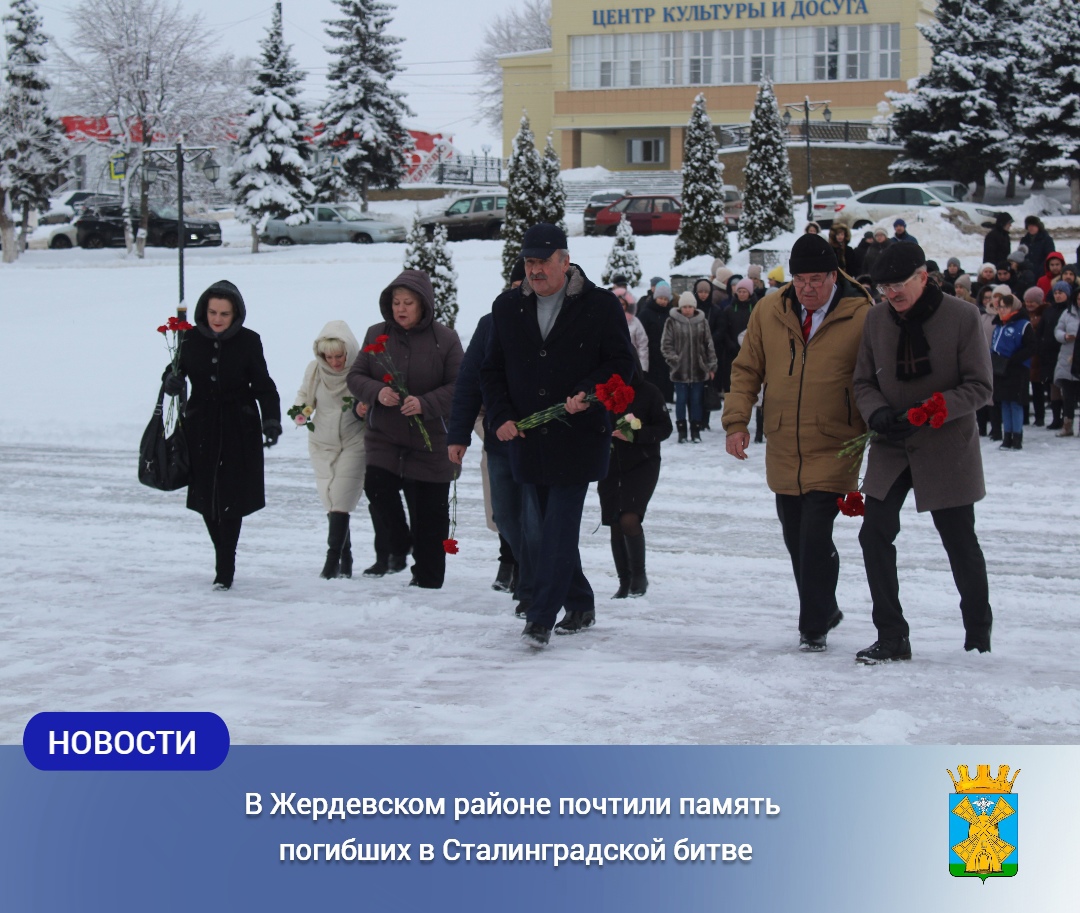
left=856, top=637, right=912, bottom=665
left=514, top=599, right=532, bottom=618
left=386, top=554, right=408, bottom=574
left=492, top=560, right=515, bottom=592
left=363, top=560, right=388, bottom=578
left=799, top=610, right=842, bottom=652
left=964, top=637, right=991, bottom=653
left=554, top=609, right=596, bottom=635
left=521, top=622, right=551, bottom=647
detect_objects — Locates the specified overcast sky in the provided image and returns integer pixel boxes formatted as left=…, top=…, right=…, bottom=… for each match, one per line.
left=33, top=0, right=505, bottom=153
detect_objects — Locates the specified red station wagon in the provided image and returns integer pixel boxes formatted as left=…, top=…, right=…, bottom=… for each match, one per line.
left=593, top=195, right=683, bottom=235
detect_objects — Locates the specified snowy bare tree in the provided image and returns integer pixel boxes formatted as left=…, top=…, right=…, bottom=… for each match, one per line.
left=315, top=0, right=413, bottom=209
left=0, top=0, right=68, bottom=261
left=473, top=0, right=551, bottom=132
left=62, top=0, right=237, bottom=257
left=229, top=1, right=314, bottom=253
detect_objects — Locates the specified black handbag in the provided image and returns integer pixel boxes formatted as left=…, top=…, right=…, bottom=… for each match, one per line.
left=703, top=384, right=724, bottom=411
left=138, top=381, right=190, bottom=491
left=990, top=351, right=1010, bottom=377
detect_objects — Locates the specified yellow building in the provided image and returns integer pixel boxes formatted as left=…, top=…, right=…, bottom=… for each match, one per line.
left=501, top=0, right=934, bottom=171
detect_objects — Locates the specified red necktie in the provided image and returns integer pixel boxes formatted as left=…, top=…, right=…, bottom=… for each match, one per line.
left=802, top=309, right=813, bottom=342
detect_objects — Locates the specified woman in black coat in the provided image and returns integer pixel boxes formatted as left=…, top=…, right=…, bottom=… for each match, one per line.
left=164, top=279, right=281, bottom=589
left=597, top=370, right=672, bottom=599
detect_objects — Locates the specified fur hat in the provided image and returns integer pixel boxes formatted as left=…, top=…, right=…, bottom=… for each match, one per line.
left=677, top=291, right=697, bottom=309
left=979, top=262, right=997, bottom=275
left=869, top=242, right=927, bottom=285
left=789, top=233, right=838, bottom=275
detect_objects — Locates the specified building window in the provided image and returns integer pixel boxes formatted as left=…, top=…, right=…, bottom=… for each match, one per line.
left=878, top=23, right=900, bottom=79
left=660, top=32, right=681, bottom=86
left=688, top=31, right=713, bottom=85
left=626, top=139, right=665, bottom=164
left=749, top=28, right=775, bottom=82
left=814, top=26, right=839, bottom=81
left=717, top=29, right=745, bottom=84
left=845, top=24, right=870, bottom=80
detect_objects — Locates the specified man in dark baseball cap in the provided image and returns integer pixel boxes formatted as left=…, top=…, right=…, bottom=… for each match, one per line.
left=520, top=222, right=568, bottom=258
left=723, top=230, right=873, bottom=655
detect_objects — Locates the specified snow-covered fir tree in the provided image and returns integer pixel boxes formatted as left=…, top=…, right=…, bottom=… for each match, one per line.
left=739, top=78, right=793, bottom=250
left=229, top=1, right=313, bottom=252
left=673, top=94, right=729, bottom=267
left=315, top=0, right=413, bottom=209
left=501, top=112, right=544, bottom=284
left=1015, top=0, right=1080, bottom=211
left=601, top=215, right=641, bottom=287
left=536, top=133, right=566, bottom=233
left=0, top=0, right=66, bottom=263
left=888, top=0, right=1013, bottom=200
left=402, top=212, right=458, bottom=328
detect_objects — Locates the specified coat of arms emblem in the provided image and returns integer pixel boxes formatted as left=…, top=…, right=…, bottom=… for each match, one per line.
left=947, top=764, right=1019, bottom=881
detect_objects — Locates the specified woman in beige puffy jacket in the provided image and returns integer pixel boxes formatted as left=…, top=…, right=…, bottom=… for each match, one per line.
left=294, top=320, right=368, bottom=578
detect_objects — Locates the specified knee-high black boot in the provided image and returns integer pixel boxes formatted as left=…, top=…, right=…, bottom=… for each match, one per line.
left=340, top=518, right=353, bottom=578
left=625, top=532, right=648, bottom=597
left=322, top=512, right=350, bottom=579
left=610, top=527, right=631, bottom=598
left=205, top=515, right=242, bottom=590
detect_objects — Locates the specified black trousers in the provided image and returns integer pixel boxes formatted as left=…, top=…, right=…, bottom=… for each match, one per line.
left=203, top=514, right=242, bottom=582
left=775, top=491, right=843, bottom=637
left=364, top=465, right=450, bottom=588
left=858, top=467, right=992, bottom=642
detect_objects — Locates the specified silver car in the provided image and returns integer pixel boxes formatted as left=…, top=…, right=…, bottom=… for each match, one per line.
left=262, top=204, right=406, bottom=245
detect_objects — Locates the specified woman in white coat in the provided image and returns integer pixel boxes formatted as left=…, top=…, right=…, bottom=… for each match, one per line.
left=294, top=320, right=368, bottom=577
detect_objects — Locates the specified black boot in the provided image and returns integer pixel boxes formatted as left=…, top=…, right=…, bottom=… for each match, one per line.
left=492, top=560, right=515, bottom=592
left=322, top=512, right=350, bottom=578
left=1012, top=431, right=1022, bottom=450
left=690, top=421, right=702, bottom=443
left=676, top=420, right=688, bottom=443
left=1048, top=401, right=1064, bottom=430
left=754, top=406, right=764, bottom=443
left=340, top=527, right=353, bottom=578
left=206, top=515, right=241, bottom=590
left=998, top=432, right=1014, bottom=451
left=625, top=532, right=648, bottom=597
left=610, top=528, right=631, bottom=598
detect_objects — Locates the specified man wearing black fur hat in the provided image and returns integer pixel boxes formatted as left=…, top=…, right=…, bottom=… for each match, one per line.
left=723, top=233, right=871, bottom=653
left=853, top=242, right=994, bottom=664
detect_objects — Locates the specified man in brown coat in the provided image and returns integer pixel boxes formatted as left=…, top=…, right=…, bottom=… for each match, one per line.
left=854, top=243, right=994, bottom=663
left=723, top=233, right=872, bottom=652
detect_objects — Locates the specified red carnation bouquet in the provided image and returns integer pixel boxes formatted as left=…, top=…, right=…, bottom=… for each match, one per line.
left=837, top=491, right=865, bottom=517
left=515, top=374, right=635, bottom=432
left=443, top=469, right=459, bottom=555
left=364, top=334, right=432, bottom=451
left=838, top=391, right=949, bottom=464
left=156, top=315, right=193, bottom=426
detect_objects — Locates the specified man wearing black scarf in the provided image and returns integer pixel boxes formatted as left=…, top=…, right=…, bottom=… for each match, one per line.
left=852, top=244, right=994, bottom=664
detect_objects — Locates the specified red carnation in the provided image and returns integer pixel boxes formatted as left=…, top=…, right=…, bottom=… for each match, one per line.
left=382, top=373, right=393, bottom=383
left=363, top=341, right=386, bottom=354
left=595, top=374, right=635, bottom=413
left=157, top=325, right=168, bottom=334
left=929, top=412, right=945, bottom=429
left=442, top=538, right=459, bottom=555
left=375, top=334, right=390, bottom=344
left=837, top=491, right=865, bottom=517
left=907, top=406, right=929, bottom=426
left=929, top=392, right=946, bottom=414
left=176, top=320, right=193, bottom=331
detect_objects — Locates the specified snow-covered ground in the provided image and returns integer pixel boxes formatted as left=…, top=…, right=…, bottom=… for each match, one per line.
left=1, top=225, right=1078, bottom=746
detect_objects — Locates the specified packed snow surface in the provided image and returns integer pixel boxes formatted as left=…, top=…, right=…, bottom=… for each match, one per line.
left=1, top=221, right=1077, bottom=745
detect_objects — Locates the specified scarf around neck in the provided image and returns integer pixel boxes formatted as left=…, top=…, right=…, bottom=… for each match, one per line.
left=889, top=283, right=942, bottom=380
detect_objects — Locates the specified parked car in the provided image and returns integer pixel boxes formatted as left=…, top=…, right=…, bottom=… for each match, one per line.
left=926, top=180, right=969, bottom=202
left=39, top=190, right=119, bottom=225
left=808, top=183, right=854, bottom=228
left=722, top=184, right=744, bottom=229
left=583, top=189, right=629, bottom=235
left=417, top=193, right=508, bottom=241
left=24, top=223, right=78, bottom=250
left=593, top=194, right=682, bottom=236
left=75, top=202, right=222, bottom=249
left=261, top=204, right=405, bottom=246
left=832, top=183, right=1004, bottom=229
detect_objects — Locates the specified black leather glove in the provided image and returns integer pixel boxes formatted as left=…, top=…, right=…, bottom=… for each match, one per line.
left=868, top=406, right=916, bottom=442
left=162, top=372, right=186, bottom=397
left=262, top=419, right=282, bottom=448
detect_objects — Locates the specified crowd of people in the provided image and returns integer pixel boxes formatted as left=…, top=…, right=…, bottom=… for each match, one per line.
left=156, top=209, right=1076, bottom=661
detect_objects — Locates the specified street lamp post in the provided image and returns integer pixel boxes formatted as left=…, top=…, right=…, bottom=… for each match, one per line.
left=143, top=138, right=220, bottom=319
left=481, top=144, right=491, bottom=184
left=782, top=97, right=832, bottom=223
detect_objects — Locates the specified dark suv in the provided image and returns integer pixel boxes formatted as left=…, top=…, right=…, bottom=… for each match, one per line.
left=417, top=193, right=508, bottom=241
left=75, top=203, right=222, bottom=249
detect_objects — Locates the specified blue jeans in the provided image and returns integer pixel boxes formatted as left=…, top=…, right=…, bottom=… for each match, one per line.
left=487, top=447, right=534, bottom=601
left=1001, top=400, right=1023, bottom=434
left=674, top=381, right=704, bottom=422
left=520, top=482, right=593, bottom=629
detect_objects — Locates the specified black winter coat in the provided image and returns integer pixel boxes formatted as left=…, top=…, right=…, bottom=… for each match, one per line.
left=1025, top=228, right=1056, bottom=275
left=636, top=299, right=674, bottom=400
left=715, top=298, right=755, bottom=391
left=481, top=263, right=635, bottom=486
left=1036, top=301, right=1066, bottom=383
left=447, top=313, right=506, bottom=455
left=173, top=280, right=280, bottom=519
left=982, top=228, right=1011, bottom=267
left=597, top=379, right=672, bottom=523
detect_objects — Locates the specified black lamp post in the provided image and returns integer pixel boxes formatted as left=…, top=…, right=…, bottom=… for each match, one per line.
left=143, top=139, right=220, bottom=319
left=783, top=97, right=832, bottom=223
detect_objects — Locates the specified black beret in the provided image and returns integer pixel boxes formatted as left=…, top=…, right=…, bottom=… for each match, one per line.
left=870, top=242, right=928, bottom=285
left=789, top=233, right=838, bottom=275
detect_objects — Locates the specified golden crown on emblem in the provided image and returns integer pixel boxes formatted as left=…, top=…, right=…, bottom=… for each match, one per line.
left=947, top=764, right=1020, bottom=794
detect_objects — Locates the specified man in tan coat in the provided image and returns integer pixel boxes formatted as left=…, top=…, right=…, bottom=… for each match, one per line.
left=853, top=243, right=994, bottom=664
left=723, top=234, right=872, bottom=652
